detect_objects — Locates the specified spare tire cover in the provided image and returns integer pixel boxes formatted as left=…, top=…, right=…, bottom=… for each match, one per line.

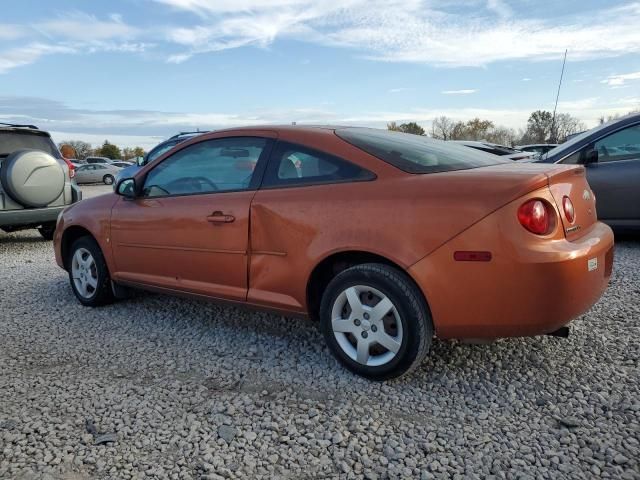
left=0, top=149, right=65, bottom=208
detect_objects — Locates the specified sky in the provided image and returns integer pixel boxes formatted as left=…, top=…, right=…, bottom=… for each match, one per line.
left=0, top=0, right=639, bottom=149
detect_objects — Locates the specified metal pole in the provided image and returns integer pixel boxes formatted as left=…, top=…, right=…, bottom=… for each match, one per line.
left=550, top=49, right=567, bottom=143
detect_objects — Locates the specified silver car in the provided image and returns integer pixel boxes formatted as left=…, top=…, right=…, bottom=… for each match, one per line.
left=0, top=123, right=81, bottom=239
left=75, top=163, right=123, bottom=185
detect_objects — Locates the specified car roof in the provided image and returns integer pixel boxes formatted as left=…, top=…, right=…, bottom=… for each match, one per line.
left=0, top=122, right=51, bottom=137
left=542, top=111, right=640, bottom=162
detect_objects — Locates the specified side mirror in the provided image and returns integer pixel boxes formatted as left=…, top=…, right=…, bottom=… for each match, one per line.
left=116, top=178, right=136, bottom=199
left=584, top=146, right=598, bottom=165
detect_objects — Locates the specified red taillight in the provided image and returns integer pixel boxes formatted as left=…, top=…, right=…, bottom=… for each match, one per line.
left=518, top=199, right=551, bottom=235
left=562, top=196, right=575, bottom=223
left=63, top=157, right=75, bottom=179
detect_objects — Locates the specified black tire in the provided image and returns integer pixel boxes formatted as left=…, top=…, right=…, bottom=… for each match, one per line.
left=103, top=175, right=114, bottom=185
left=37, top=222, right=56, bottom=241
left=319, top=263, right=433, bottom=380
left=66, top=236, right=114, bottom=307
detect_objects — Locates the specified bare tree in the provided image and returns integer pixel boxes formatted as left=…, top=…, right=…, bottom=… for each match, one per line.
left=431, top=116, right=455, bottom=140
left=486, top=126, right=518, bottom=146
left=554, top=113, right=586, bottom=143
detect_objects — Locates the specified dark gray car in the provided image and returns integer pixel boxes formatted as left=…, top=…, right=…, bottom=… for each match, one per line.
left=537, top=112, right=640, bottom=231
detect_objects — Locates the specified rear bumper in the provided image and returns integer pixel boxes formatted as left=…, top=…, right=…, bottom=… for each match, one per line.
left=410, top=221, right=614, bottom=339
left=0, top=205, right=65, bottom=227
left=0, top=183, right=81, bottom=228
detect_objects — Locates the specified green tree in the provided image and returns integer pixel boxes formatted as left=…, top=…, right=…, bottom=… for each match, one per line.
left=387, top=121, right=425, bottom=135
left=525, top=110, right=554, bottom=143
left=463, top=118, right=494, bottom=140
left=97, top=141, right=122, bottom=160
left=133, top=147, right=145, bottom=158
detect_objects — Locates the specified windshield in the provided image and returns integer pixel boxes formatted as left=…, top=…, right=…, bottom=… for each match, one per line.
left=0, top=131, right=60, bottom=158
left=335, top=127, right=508, bottom=174
left=542, top=122, right=610, bottom=160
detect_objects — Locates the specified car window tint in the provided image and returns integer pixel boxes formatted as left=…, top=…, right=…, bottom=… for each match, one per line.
left=559, top=150, right=581, bottom=164
left=263, top=141, right=374, bottom=187
left=147, top=141, right=180, bottom=163
left=594, top=124, right=640, bottom=163
left=336, top=128, right=507, bottom=174
left=0, top=131, right=60, bottom=158
left=142, top=137, right=267, bottom=198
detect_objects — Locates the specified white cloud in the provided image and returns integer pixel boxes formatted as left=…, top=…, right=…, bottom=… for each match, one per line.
left=3, top=94, right=636, bottom=148
left=602, top=71, right=640, bottom=86
left=0, top=43, right=77, bottom=74
left=442, top=89, right=477, bottom=95
left=0, top=25, right=28, bottom=40
left=155, top=0, right=640, bottom=67
left=522, top=78, right=531, bottom=82
left=388, top=87, right=412, bottom=94
left=0, top=13, right=149, bottom=74
left=34, top=13, right=139, bottom=42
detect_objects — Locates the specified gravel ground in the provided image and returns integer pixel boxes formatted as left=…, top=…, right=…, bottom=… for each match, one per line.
left=1, top=191, right=639, bottom=479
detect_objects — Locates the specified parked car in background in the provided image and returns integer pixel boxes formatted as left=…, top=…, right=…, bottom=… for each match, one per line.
left=74, top=163, right=123, bottom=185
left=111, top=161, right=135, bottom=168
left=85, top=156, right=115, bottom=165
left=515, top=144, right=559, bottom=156
left=537, top=112, right=640, bottom=231
left=0, top=123, right=81, bottom=239
left=54, top=126, right=613, bottom=379
left=452, top=140, right=535, bottom=161
left=115, top=132, right=210, bottom=187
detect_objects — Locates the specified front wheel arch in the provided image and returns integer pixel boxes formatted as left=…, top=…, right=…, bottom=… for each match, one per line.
left=61, top=226, right=96, bottom=270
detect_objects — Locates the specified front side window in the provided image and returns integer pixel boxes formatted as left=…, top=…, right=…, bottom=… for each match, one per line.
left=336, top=127, right=507, bottom=174
left=594, top=124, right=640, bottom=163
left=142, top=137, right=268, bottom=198
left=146, top=140, right=181, bottom=164
left=262, top=141, right=374, bottom=187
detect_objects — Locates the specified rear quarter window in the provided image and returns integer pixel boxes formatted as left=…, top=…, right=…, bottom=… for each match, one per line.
left=335, top=127, right=508, bottom=174
left=0, top=131, right=60, bottom=158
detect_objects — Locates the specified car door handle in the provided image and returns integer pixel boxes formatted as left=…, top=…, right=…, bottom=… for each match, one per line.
left=206, top=211, right=235, bottom=223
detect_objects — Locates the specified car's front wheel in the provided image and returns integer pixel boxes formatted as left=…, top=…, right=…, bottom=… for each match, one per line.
left=103, top=174, right=114, bottom=185
left=319, top=263, right=433, bottom=380
left=67, top=236, right=114, bottom=307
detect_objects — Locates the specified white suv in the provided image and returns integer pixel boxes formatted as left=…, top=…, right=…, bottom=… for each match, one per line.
left=0, top=123, right=81, bottom=240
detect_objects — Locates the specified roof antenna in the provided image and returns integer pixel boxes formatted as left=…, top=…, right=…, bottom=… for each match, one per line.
left=550, top=49, right=567, bottom=143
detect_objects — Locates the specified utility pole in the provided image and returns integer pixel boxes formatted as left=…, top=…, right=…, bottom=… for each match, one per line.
left=550, top=49, right=567, bottom=143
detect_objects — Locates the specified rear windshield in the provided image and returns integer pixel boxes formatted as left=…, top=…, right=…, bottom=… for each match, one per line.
left=335, top=127, right=508, bottom=174
left=0, top=131, right=60, bottom=158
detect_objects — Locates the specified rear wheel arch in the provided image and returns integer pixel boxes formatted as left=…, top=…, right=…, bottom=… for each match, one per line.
left=306, top=250, right=429, bottom=321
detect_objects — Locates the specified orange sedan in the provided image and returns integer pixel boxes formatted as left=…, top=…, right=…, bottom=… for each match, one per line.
left=53, top=126, right=614, bottom=379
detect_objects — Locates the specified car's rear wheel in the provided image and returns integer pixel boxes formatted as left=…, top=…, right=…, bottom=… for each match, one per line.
left=38, top=222, right=56, bottom=240
left=67, top=236, right=114, bottom=307
left=319, top=263, right=432, bottom=380
left=103, top=174, right=114, bottom=185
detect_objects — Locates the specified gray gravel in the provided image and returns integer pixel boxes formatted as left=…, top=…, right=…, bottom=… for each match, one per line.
left=1, top=204, right=639, bottom=479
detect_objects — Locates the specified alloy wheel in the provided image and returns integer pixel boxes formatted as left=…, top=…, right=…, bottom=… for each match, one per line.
left=331, top=285, right=403, bottom=367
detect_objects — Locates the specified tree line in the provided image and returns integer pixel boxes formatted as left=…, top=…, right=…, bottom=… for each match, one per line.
left=388, top=110, right=593, bottom=145
left=58, top=140, right=145, bottom=161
